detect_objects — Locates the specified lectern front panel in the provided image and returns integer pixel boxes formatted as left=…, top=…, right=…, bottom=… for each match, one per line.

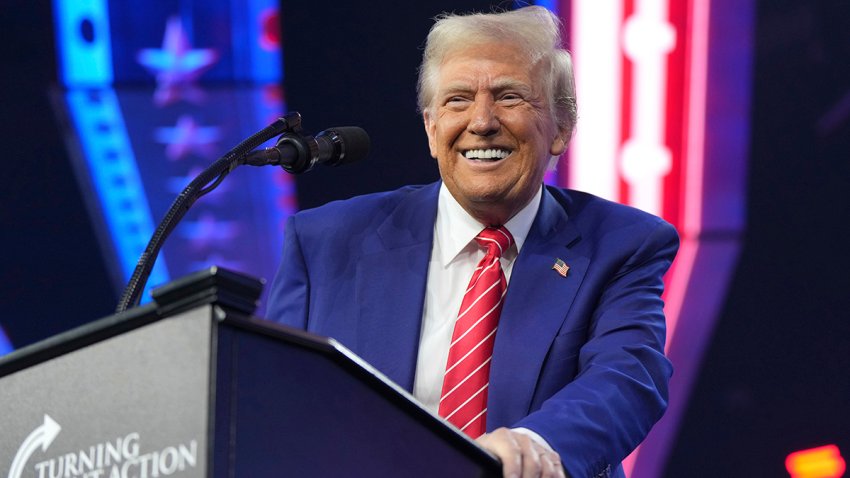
left=0, top=308, right=214, bottom=478
left=215, top=321, right=498, bottom=477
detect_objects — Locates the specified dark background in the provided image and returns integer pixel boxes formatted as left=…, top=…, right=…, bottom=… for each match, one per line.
left=1, top=0, right=848, bottom=476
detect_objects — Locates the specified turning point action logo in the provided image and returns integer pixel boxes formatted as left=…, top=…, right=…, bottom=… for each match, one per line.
left=7, top=415, right=198, bottom=478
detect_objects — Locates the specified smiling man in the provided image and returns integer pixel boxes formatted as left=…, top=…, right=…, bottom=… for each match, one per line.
left=267, top=7, right=678, bottom=478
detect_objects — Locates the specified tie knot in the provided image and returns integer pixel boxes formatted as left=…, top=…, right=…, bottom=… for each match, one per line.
left=475, top=226, right=513, bottom=258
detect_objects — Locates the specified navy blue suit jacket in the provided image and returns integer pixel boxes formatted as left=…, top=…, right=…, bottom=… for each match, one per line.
left=266, top=182, right=678, bottom=478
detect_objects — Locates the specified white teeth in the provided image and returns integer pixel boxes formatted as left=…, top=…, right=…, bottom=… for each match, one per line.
left=464, top=149, right=510, bottom=160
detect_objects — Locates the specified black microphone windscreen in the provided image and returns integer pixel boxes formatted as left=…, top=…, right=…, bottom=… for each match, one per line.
left=329, top=126, right=370, bottom=165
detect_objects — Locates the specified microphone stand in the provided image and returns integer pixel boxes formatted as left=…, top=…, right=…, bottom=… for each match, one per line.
left=115, top=112, right=305, bottom=313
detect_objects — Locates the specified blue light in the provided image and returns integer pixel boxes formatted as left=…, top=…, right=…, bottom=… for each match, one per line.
left=65, top=89, right=170, bottom=299
left=53, top=0, right=114, bottom=86
left=231, top=0, right=283, bottom=82
left=532, top=0, right=559, bottom=15
left=0, top=326, right=12, bottom=357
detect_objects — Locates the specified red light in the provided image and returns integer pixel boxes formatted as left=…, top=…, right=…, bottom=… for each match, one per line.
left=786, top=445, right=846, bottom=478
left=259, top=8, right=281, bottom=51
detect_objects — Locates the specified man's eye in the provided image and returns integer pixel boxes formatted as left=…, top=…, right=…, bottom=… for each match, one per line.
left=444, top=97, right=470, bottom=108
left=500, top=93, right=522, bottom=102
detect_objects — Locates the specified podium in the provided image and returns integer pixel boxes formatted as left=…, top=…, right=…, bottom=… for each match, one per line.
left=0, top=268, right=501, bottom=477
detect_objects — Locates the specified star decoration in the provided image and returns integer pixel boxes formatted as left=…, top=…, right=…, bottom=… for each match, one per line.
left=137, top=16, right=219, bottom=106
left=154, top=115, right=221, bottom=161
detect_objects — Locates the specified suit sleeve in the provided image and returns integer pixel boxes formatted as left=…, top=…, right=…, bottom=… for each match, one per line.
left=265, top=215, right=310, bottom=329
left=514, top=220, right=678, bottom=478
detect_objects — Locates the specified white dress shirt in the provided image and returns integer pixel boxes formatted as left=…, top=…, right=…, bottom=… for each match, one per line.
left=413, top=182, right=542, bottom=416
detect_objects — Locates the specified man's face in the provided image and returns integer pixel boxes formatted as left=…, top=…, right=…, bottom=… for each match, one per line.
left=424, top=42, right=567, bottom=225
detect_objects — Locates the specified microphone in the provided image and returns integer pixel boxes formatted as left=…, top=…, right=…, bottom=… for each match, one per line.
left=245, top=126, right=370, bottom=174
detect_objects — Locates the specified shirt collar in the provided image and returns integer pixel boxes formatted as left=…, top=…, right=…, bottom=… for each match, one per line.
left=434, top=183, right=543, bottom=267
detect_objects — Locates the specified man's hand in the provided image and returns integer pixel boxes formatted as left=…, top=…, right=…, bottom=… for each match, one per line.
left=476, top=427, right=566, bottom=478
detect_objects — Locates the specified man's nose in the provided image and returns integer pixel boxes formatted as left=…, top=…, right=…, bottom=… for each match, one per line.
left=467, top=98, right=500, bottom=136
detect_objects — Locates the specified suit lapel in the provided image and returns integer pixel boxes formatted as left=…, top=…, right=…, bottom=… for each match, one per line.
left=355, top=183, right=439, bottom=391
left=488, top=188, right=590, bottom=428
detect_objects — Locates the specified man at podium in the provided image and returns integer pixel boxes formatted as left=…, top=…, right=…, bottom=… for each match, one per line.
left=267, top=6, right=678, bottom=478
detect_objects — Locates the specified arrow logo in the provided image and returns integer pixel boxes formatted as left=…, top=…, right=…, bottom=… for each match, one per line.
left=7, top=414, right=61, bottom=478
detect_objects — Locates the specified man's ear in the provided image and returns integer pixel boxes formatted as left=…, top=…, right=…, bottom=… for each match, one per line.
left=423, top=111, right=438, bottom=159
left=549, top=125, right=571, bottom=156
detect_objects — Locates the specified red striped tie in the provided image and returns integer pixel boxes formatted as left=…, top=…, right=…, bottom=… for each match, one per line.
left=438, top=226, right=514, bottom=438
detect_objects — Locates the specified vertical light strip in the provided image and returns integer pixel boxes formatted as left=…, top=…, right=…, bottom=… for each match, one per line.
left=667, top=0, right=709, bottom=348
left=66, top=90, right=170, bottom=295
left=55, top=0, right=171, bottom=300
left=568, top=0, right=622, bottom=200
left=620, top=0, right=675, bottom=215
left=628, top=1, right=716, bottom=476
left=682, top=0, right=711, bottom=238
left=53, top=0, right=113, bottom=86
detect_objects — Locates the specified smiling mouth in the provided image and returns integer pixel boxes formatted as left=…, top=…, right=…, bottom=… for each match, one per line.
left=462, top=148, right=512, bottom=161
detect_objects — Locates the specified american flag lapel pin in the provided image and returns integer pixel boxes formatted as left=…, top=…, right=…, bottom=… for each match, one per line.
left=552, top=258, right=569, bottom=277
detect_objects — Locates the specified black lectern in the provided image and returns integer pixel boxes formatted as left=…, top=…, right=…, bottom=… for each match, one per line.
left=0, top=268, right=500, bottom=478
